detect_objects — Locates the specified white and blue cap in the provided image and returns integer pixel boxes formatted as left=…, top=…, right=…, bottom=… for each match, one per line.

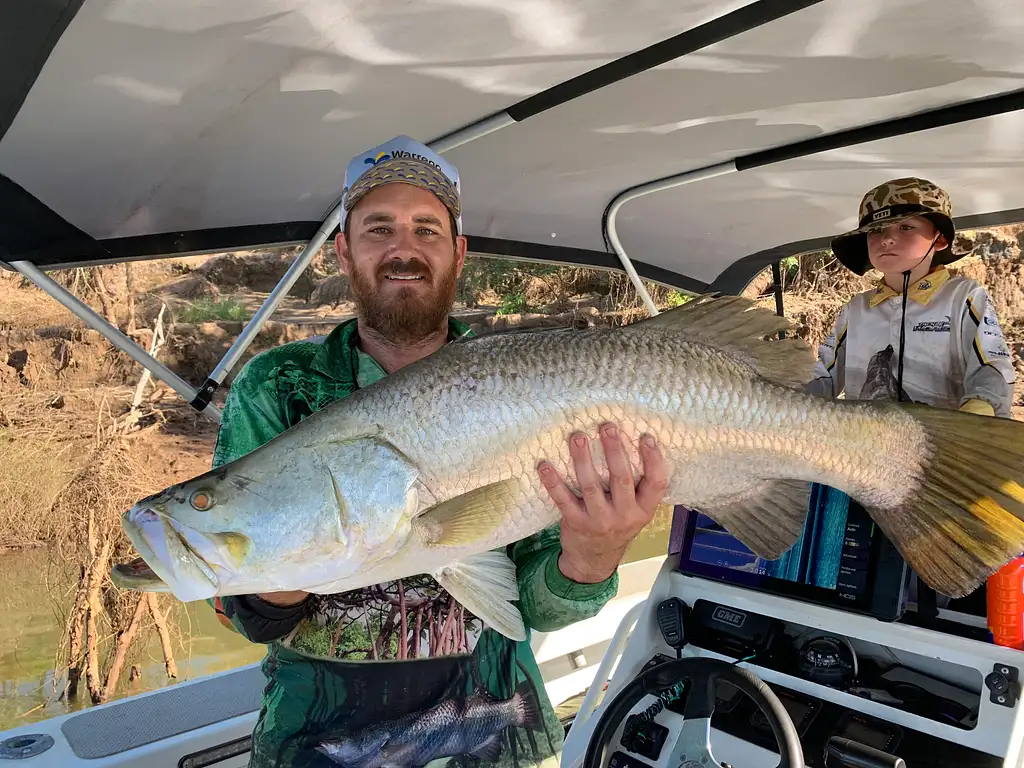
left=339, top=135, right=462, bottom=235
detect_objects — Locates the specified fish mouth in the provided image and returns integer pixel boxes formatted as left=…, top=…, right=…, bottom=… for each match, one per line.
left=110, top=556, right=170, bottom=591
left=115, top=506, right=219, bottom=601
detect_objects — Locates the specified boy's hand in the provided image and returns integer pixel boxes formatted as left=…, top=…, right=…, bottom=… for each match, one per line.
left=960, top=399, right=995, bottom=417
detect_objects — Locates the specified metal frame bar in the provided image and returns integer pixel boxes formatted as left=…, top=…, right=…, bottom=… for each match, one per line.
left=5, top=115, right=520, bottom=422
left=603, top=87, right=1024, bottom=313
left=188, top=114, right=520, bottom=412
left=8, top=260, right=223, bottom=423
left=771, top=259, right=787, bottom=332
left=5, top=2, right=827, bottom=416
left=564, top=600, right=646, bottom=740
left=202, top=201, right=345, bottom=396
left=603, top=161, right=737, bottom=316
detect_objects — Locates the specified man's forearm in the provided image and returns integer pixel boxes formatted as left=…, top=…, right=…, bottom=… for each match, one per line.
left=557, top=547, right=625, bottom=584
left=509, top=528, right=619, bottom=633
left=224, top=592, right=312, bottom=643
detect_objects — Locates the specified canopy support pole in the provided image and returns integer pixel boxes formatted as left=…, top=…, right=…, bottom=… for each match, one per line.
left=188, top=117, right=521, bottom=410
left=7, top=260, right=222, bottom=423
left=771, top=260, right=787, bottom=337
left=194, top=201, right=345, bottom=410
left=603, top=161, right=736, bottom=316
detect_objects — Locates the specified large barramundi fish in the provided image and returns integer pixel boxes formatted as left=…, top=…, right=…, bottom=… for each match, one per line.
left=112, top=296, right=1024, bottom=640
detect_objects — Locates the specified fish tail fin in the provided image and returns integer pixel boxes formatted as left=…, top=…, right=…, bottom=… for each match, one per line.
left=510, top=687, right=542, bottom=730
left=865, top=404, right=1024, bottom=599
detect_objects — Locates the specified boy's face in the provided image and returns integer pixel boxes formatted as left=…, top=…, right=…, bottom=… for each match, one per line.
left=865, top=216, right=946, bottom=275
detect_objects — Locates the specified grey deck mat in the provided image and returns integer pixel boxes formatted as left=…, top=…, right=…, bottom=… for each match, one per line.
left=61, top=664, right=264, bottom=758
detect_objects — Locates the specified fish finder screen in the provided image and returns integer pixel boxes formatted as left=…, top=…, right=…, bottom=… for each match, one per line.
left=674, top=484, right=877, bottom=603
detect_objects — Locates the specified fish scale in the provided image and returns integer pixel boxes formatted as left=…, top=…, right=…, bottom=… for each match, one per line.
left=112, top=295, right=1024, bottom=640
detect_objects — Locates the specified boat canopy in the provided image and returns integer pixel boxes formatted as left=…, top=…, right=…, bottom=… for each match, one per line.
left=2, top=0, right=1023, bottom=417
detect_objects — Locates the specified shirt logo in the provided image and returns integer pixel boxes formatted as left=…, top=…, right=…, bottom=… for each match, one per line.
left=912, top=315, right=950, bottom=333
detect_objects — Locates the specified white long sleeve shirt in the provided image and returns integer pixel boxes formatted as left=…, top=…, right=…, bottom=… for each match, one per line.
left=806, top=268, right=1016, bottom=417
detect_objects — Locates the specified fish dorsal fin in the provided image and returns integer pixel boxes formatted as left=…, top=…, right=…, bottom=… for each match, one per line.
left=620, top=294, right=816, bottom=389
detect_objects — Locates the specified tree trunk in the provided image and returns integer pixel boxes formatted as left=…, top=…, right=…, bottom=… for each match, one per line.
left=84, top=508, right=114, bottom=704
left=124, top=264, right=136, bottom=335
left=100, top=595, right=147, bottom=702
left=148, top=594, right=178, bottom=679
left=64, top=571, right=88, bottom=700
left=91, top=268, right=116, bottom=326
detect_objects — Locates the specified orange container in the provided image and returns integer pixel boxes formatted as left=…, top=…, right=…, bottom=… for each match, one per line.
left=988, top=556, right=1024, bottom=649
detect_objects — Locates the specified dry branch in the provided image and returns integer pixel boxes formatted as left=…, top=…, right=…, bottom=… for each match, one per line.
left=91, top=267, right=116, bottom=325
left=121, top=303, right=167, bottom=433
left=148, top=594, right=178, bottom=679
left=44, top=435, right=183, bottom=709
left=101, top=595, right=148, bottom=701
left=125, top=263, right=137, bottom=336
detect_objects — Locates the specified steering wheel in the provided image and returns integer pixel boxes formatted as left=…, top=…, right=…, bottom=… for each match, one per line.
left=582, top=657, right=804, bottom=768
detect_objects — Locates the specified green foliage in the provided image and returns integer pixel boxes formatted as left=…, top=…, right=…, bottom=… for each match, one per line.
left=495, top=293, right=528, bottom=316
left=665, top=291, right=691, bottom=308
left=177, top=298, right=249, bottom=323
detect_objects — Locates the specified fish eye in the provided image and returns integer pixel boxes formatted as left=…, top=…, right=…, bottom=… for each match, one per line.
left=189, top=490, right=215, bottom=511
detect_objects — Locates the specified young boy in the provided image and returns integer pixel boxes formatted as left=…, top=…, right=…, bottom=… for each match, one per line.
left=806, top=177, right=1016, bottom=417
left=806, top=178, right=1017, bottom=612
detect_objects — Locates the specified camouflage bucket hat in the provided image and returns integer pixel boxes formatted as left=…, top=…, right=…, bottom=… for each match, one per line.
left=830, top=177, right=957, bottom=276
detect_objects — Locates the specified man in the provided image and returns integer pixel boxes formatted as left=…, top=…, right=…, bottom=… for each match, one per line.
left=208, top=135, right=668, bottom=768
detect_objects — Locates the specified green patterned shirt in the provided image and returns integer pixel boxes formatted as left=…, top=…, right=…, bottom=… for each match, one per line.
left=207, top=316, right=618, bottom=768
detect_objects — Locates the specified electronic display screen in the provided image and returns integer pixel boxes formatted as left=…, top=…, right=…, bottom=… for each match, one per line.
left=671, top=483, right=908, bottom=619
left=751, top=691, right=816, bottom=735
left=836, top=714, right=900, bottom=751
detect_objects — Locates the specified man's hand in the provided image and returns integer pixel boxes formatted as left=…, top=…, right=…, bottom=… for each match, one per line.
left=538, top=423, right=667, bottom=584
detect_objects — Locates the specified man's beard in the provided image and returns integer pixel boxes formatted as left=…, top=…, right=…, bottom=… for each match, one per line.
left=348, top=256, right=458, bottom=347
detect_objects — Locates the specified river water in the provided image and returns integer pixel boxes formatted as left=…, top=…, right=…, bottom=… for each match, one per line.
left=0, top=508, right=675, bottom=732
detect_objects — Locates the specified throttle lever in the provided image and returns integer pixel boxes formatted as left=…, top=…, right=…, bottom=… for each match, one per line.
left=826, top=736, right=905, bottom=768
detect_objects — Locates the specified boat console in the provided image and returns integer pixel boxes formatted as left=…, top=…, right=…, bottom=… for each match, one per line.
left=562, top=499, right=1024, bottom=768
left=2, top=496, right=1022, bottom=768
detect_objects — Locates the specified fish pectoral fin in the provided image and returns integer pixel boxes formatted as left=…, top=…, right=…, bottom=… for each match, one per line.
left=413, top=480, right=520, bottom=547
left=620, top=294, right=816, bottom=389
left=469, top=735, right=504, bottom=762
left=699, top=479, right=811, bottom=560
left=433, top=550, right=526, bottom=642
